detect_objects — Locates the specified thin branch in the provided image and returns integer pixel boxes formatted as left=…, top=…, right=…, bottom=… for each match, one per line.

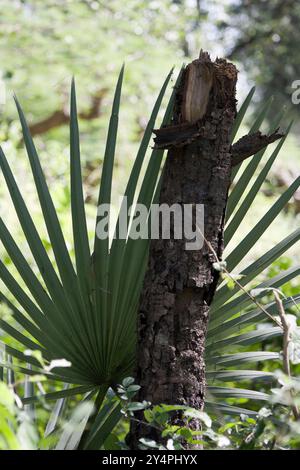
left=231, top=129, right=284, bottom=167
left=204, top=236, right=283, bottom=329
left=273, top=291, right=300, bottom=420
left=274, top=291, right=291, bottom=376
left=28, top=89, right=107, bottom=136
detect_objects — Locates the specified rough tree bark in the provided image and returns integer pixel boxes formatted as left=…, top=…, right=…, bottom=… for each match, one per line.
left=128, top=51, right=282, bottom=449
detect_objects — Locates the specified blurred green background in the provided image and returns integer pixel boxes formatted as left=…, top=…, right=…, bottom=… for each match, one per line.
left=0, top=0, right=300, bottom=450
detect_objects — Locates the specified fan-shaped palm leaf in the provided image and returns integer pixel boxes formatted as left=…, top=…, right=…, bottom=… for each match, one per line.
left=0, top=72, right=299, bottom=446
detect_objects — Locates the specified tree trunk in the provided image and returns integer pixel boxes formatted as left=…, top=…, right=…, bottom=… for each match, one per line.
left=128, top=51, right=238, bottom=448
left=127, top=51, right=283, bottom=449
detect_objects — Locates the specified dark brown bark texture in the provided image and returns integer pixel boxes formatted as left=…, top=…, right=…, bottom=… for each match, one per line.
left=128, top=52, right=238, bottom=448
left=128, top=52, right=282, bottom=449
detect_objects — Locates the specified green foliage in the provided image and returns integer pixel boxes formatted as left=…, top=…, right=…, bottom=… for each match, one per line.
left=0, top=66, right=178, bottom=398
left=204, top=90, right=300, bottom=417
left=0, top=381, right=39, bottom=450
left=1, top=373, right=300, bottom=450
left=104, top=377, right=300, bottom=450
left=0, top=0, right=299, bottom=452
left=0, top=63, right=299, bottom=449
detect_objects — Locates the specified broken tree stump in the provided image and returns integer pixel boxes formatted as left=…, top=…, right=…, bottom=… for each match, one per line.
left=128, top=51, right=282, bottom=449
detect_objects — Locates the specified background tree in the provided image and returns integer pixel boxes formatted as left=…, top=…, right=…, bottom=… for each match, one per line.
left=217, top=0, right=300, bottom=124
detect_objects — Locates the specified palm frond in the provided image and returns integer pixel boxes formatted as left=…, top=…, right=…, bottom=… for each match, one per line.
left=0, top=73, right=299, bottom=441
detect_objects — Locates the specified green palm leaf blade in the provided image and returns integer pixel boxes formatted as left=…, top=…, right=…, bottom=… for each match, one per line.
left=70, top=78, right=91, bottom=296
left=0, top=316, right=92, bottom=384
left=70, top=78, right=98, bottom=359
left=0, top=148, right=65, bottom=299
left=225, top=124, right=292, bottom=246
left=226, top=97, right=277, bottom=221
left=0, top=351, right=90, bottom=387
left=231, top=87, right=256, bottom=144
left=205, top=401, right=257, bottom=417
left=105, top=70, right=182, bottom=373
left=14, top=99, right=79, bottom=293
left=22, top=385, right=96, bottom=405
left=93, top=64, right=124, bottom=372
left=230, top=87, right=256, bottom=183
left=107, top=69, right=173, bottom=353
left=133, top=68, right=184, bottom=209
left=206, top=370, right=274, bottom=383
left=250, top=97, right=275, bottom=134
left=0, top=341, right=91, bottom=385
left=0, top=218, right=77, bottom=346
left=110, top=68, right=174, bottom=251
left=208, top=294, right=300, bottom=343
left=0, top=291, right=49, bottom=346
left=0, top=319, right=45, bottom=352
left=0, top=341, right=45, bottom=367
left=0, top=148, right=83, bottom=336
left=0, top=259, right=92, bottom=374
left=83, top=399, right=122, bottom=450
left=242, top=293, right=300, bottom=323
left=208, top=386, right=269, bottom=402
left=14, top=99, right=95, bottom=361
left=207, top=352, right=280, bottom=367
left=0, top=296, right=85, bottom=374
left=0, top=261, right=65, bottom=351
left=208, top=311, right=267, bottom=345
left=226, top=177, right=300, bottom=272
left=206, top=327, right=282, bottom=355
left=210, top=265, right=300, bottom=327
left=0, top=360, right=42, bottom=379
left=213, top=228, right=300, bottom=311
left=44, top=384, right=69, bottom=437
left=0, top=359, right=73, bottom=384
left=0, top=145, right=99, bottom=377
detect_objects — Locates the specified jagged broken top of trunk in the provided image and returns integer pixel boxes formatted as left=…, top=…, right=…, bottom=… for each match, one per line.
left=153, top=50, right=283, bottom=163
left=153, top=50, right=237, bottom=147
